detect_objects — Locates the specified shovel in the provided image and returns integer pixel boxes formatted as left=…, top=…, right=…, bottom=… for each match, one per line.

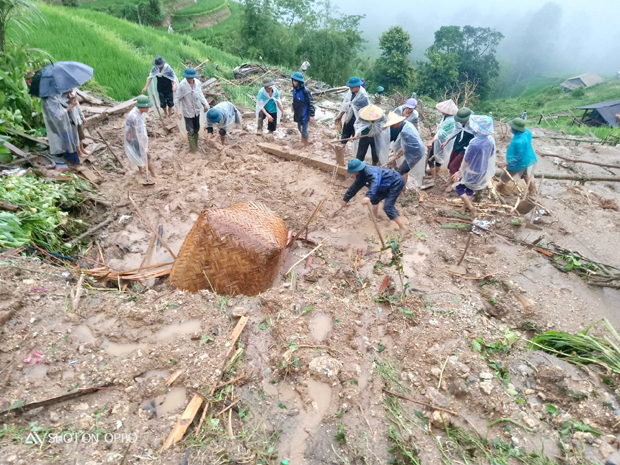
left=448, top=233, right=471, bottom=275
left=142, top=152, right=155, bottom=186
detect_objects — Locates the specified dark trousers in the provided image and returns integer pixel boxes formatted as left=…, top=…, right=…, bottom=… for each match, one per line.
left=448, top=150, right=465, bottom=175
left=341, top=117, right=356, bottom=144
left=184, top=115, right=200, bottom=136
left=372, top=177, right=405, bottom=220
left=356, top=136, right=378, bottom=165
left=259, top=111, right=278, bottom=131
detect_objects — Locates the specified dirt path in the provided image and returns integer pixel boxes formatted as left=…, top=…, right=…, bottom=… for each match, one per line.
left=1, top=95, right=620, bottom=464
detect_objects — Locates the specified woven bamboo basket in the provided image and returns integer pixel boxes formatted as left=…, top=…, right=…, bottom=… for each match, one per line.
left=169, top=202, right=288, bottom=295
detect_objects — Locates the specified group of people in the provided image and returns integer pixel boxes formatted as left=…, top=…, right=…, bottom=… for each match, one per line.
left=123, top=57, right=537, bottom=232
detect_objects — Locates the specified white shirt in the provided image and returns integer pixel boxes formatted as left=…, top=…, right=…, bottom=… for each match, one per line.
left=175, top=78, right=209, bottom=118
left=301, top=61, right=310, bottom=71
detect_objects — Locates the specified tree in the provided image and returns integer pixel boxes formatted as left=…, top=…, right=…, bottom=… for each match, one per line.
left=370, top=26, right=415, bottom=91
left=0, top=0, right=43, bottom=52
left=418, top=25, right=504, bottom=99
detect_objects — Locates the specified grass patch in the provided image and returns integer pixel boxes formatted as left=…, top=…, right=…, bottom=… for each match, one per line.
left=170, top=18, right=193, bottom=32
left=80, top=0, right=143, bottom=9
left=10, top=3, right=243, bottom=101
left=190, top=0, right=241, bottom=40
left=173, top=0, right=226, bottom=17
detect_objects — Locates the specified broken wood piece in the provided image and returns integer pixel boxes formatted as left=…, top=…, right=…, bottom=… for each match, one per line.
left=227, top=408, right=234, bottom=438
left=367, top=203, right=386, bottom=248
left=287, top=197, right=327, bottom=247
left=71, top=274, right=85, bottom=313
left=76, top=165, right=100, bottom=184
left=2, top=140, right=29, bottom=158
left=162, top=394, right=203, bottom=450
left=106, top=97, right=138, bottom=116
left=67, top=216, right=114, bottom=245
left=216, top=399, right=240, bottom=417
left=5, top=128, right=49, bottom=146
left=0, top=384, right=112, bottom=417
left=285, top=238, right=328, bottom=275
left=96, top=129, right=126, bottom=171
left=312, top=86, right=348, bottom=96
left=258, top=143, right=350, bottom=177
left=83, top=113, right=109, bottom=128
left=213, top=375, right=246, bottom=391
left=226, top=315, right=249, bottom=357
left=165, top=369, right=184, bottom=386
left=450, top=273, right=494, bottom=281
left=533, top=246, right=554, bottom=257
left=0, top=200, right=19, bottom=212
left=129, top=196, right=177, bottom=259
left=76, top=89, right=104, bottom=106
left=383, top=389, right=458, bottom=416
left=378, top=276, right=390, bottom=293
left=538, top=154, right=620, bottom=171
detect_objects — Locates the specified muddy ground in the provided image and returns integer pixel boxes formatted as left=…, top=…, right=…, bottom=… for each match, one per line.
left=1, top=88, right=620, bottom=465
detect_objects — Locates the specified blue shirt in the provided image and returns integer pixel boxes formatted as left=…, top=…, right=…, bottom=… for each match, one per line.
left=257, top=87, right=280, bottom=114
left=506, top=129, right=537, bottom=172
left=343, top=165, right=403, bottom=202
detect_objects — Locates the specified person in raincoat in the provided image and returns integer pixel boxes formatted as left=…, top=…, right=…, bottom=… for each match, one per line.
left=334, top=76, right=369, bottom=162
left=352, top=105, right=390, bottom=166
left=256, top=77, right=284, bottom=135
left=61, top=89, right=89, bottom=159
left=393, top=98, right=419, bottom=130
left=175, top=67, right=209, bottom=152
left=206, top=101, right=242, bottom=145
left=142, top=55, right=178, bottom=119
left=427, top=99, right=458, bottom=183
left=341, top=159, right=407, bottom=233
left=41, top=94, right=80, bottom=167
left=444, top=107, right=474, bottom=192
left=124, top=95, right=154, bottom=176
left=384, top=112, right=426, bottom=190
left=451, top=115, right=496, bottom=214
left=498, top=118, right=537, bottom=195
left=291, top=72, right=315, bottom=148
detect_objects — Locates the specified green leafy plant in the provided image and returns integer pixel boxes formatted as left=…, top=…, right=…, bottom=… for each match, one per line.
left=381, top=236, right=409, bottom=300
left=335, top=422, right=346, bottom=444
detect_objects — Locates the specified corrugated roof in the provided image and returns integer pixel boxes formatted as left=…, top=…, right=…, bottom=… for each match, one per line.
left=561, top=73, right=604, bottom=89
left=577, top=99, right=620, bottom=110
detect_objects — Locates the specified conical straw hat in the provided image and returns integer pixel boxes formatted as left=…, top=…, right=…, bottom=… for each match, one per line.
left=382, top=111, right=406, bottom=129
left=436, top=99, right=458, bottom=116
left=358, top=104, right=384, bottom=122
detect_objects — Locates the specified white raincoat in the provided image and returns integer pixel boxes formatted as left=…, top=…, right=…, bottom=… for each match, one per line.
left=207, top=102, right=242, bottom=132
left=394, top=105, right=419, bottom=126
left=395, top=121, right=426, bottom=189
left=124, top=107, right=149, bottom=167
left=340, top=87, right=370, bottom=124
left=432, top=115, right=456, bottom=165
left=41, top=95, right=78, bottom=156
left=255, top=86, right=282, bottom=125
left=353, top=115, right=390, bottom=165
left=175, top=78, right=209, bottom=140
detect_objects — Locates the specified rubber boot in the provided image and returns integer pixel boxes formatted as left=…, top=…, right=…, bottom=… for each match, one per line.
left=188, top=134, right=198, bottom=153
left=256, top=118, right=263, bottom=134
left=333, top=144, right=345, bottom=166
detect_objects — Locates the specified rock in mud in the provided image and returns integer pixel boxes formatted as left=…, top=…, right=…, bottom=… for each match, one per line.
left=480, top=381, right=494, bottom=395
left=308, top=356, right=342, bottom=382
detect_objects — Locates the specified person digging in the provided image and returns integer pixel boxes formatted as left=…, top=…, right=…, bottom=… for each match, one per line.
left=124, top=95, right=155, bottom=182
left=341, top=159, right=407, bottom=234
left=206, top=101, right=242, bottom=146
left=497, top=118, right=538, bottom=196
left=175, top=67, right=209, bottom=153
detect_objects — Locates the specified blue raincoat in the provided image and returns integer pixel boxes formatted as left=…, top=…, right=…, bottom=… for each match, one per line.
left=506, top=129, right=537, bottom=172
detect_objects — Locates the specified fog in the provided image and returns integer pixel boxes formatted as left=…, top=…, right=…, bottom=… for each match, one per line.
left=334, top=0, right=620, bottom=77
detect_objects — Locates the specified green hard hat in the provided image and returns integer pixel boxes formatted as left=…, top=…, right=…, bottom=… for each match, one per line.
left=136, top=95, right=152, bottom=108
left=509, top=118, right=526, bottom=132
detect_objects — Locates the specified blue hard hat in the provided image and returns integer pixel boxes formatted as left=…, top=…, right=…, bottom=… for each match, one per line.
left=207, top=108, right=222, bottom=123
left=347, top=76, right=362, bottom=87
left=347, top=159, right=366, bottom=173
left=183, top=67, right=198, bottom=78
left=291, top=71, right=305, bottom=83
left=376, top=86, right=385, bottom=93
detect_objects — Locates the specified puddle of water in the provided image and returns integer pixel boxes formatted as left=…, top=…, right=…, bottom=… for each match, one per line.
left=140, top=387, right=187, bottom=418
left=154, top=320, right=201, bottom=341
left=262, top=380, right=299, bottom=402
left=73, top=325, right=96, bottom=344
left=285, top=379, right=332, bottom=463
left=135, top=370, right=171, bottom=382
left=309, top=313, right=332, bottom=343
left=102, top=338, right=149, bottom=357
left=25, top=364, right=48, bottom=380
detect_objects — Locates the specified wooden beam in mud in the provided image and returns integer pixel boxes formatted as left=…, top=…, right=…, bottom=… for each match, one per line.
left=258, top=142, right=351, bottom=177
left=106, top=98, right=138, bottom=116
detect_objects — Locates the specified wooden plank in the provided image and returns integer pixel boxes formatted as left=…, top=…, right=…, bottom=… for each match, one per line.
left=83, top=113, right=109, bottom=128
left=2, top=140, right=28, bottom=158
left=80, top=105, right=109, bottom=115
left=106, top=98, right=138, bottom=116
left=201, top=77, right=217, bottom=89
left=76, top=89, right=104, bottom=106
left=162, top=394, right=203, bottom=450
left=0, top=201, right=19, bottom=212
left=258, top=143, right=350, bottom=177
left=226, top=315, right=249, bottom=357
left=312, top=86, right=348, bottom=97
left=77, top=166, right=101, bottom=184
left=5, top=128, right=49, bottom=146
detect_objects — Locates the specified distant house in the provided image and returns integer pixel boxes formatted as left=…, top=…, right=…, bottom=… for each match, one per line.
left=577, top=100, right=620, bottom=127
left=561, top=73, right=604, bottom=92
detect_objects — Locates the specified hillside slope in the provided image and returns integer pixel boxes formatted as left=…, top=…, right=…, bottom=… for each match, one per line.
left=10, top=4, right=243, bottom=100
